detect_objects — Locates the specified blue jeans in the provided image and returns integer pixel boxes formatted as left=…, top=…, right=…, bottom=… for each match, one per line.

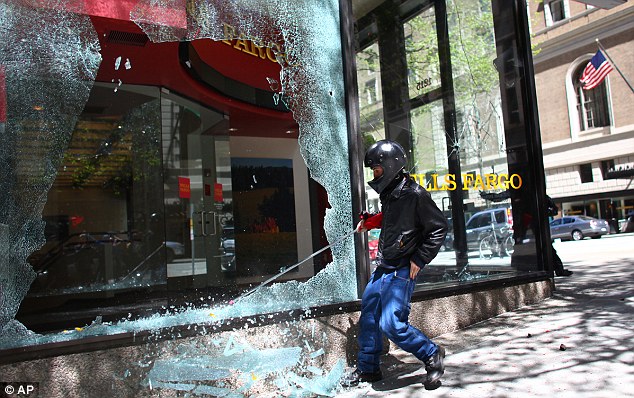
left=357, top=266, right=438, bottom=373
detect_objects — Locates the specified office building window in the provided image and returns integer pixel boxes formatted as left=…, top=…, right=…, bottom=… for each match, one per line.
left=580, top=163, right=593, bottom=183
left=572, top=61, right=611, bottom=130
left=544, top=0, right=568, bottom=26
left=601, top=159, right=615, bottom=180
left=365, top=78, right=378, bottom=105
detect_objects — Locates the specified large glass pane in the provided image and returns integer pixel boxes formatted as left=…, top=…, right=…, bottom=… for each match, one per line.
left=355, top=0, right=542, bottom=288
left=19, top=85, right=165, bottom=328
left=404, top=8, right=442, bottom=99
left=2, top=0, right=356, bottom=351
left=438, top=0, right=526, bottom=277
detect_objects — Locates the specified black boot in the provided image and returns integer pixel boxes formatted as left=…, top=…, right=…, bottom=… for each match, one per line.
left=424, top=346, right=446, bottom=385
left=556, top=269, right=573, bottom=276
left=341, top=368, right=383, bottom=387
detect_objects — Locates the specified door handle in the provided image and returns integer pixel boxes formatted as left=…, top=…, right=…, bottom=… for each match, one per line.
left=210, top=212, right=217, bottom=236
left=200, top=211, right=208, bottom=237
left=201, top=211, right=218, bottom=236
left=194, top=211, right=203, bottom=237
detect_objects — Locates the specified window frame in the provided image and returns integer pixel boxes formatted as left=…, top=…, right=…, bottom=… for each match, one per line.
left=579, top=163, right=594, bottom=183
left=565, top=54, right=613, bottom=140
left=544, top=0, right=569, bottom=27
left=600, top=159, right=615, bottom=180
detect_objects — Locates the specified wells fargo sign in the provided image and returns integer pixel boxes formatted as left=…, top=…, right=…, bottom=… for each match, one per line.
left=410, top=173, right=523, bottom=191
left=221, top=23, right=288, bottom=65
left=178, top=176, right=191, bottom=199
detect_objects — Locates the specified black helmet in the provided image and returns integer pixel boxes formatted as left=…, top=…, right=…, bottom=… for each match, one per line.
left=364, top=140, right=407, bottom=194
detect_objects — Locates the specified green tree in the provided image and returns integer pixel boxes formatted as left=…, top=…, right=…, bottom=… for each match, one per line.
left=405, top=0, right=503, bottom=182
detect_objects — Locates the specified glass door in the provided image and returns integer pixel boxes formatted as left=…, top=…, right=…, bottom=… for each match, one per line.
left=161, top=93, right=234, bottom=290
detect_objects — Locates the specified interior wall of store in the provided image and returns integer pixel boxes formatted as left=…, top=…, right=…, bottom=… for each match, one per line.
left=229, top=135, right=315, bottom=280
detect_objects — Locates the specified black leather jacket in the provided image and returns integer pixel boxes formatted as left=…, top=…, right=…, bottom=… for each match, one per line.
left=376, top=175, right=448, bottom=269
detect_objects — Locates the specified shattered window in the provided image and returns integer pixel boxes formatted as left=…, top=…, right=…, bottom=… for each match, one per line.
left=0, top=0, right=101, bottom=343
left=1, top=0, right=355, bottom=394
left=130, top=0, right=359, bottom=312
left=2, top=0, right=355, bottom=379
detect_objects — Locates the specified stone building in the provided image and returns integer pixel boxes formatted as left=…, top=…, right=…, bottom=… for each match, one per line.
left=530, top=0, right=634, bottom=230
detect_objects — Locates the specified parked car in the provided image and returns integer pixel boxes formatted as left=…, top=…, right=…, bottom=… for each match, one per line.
left=549, top=215, right=609, bottom=241
left=465, top=207, right=513, bottom=251
left=367, top=220, right=453, bottom=258
left=221, top=226, right=235, bottom=252
left=164, top=241, right=185, bottom=262
left=441, top=231, right=454, bottom=251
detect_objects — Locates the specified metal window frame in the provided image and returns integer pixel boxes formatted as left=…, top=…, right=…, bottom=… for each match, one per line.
left=341, top=0, right=553, bottom=297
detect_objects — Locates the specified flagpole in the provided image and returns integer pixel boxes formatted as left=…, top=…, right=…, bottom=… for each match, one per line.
left=596, top=38, right=634, bottom=94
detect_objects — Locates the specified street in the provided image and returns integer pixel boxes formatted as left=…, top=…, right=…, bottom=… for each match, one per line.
left=552, top=233, right=633, bottom=269
left=428, top=232, right=632, bottom=269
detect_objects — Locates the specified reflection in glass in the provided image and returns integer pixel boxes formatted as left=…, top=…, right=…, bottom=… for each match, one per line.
left=231, top=157, right=297, bottom=277
left=161, top=95, right=228, bottom=288
left=411, top=103, right=446, bottom=177
left=25, top=85, right=165, bottom=300
left=356, top=0, right=541, bottom=286
left=357, top=42, right=386, bottom=214
left=573, top=63, right=611, bottom=130
left=405, top=7, right=441, bottom=99
left=357, top=42, right=385, bottom=146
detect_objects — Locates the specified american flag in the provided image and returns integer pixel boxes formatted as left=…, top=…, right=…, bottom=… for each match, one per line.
left=580, top=50, right=613, bottom=90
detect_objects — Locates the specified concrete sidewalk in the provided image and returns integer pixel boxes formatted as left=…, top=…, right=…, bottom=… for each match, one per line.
left=337, top=235, right=634, bottom=397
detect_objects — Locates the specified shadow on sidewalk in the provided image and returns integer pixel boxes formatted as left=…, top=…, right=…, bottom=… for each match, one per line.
left=338, top=238, right=634, bottom=397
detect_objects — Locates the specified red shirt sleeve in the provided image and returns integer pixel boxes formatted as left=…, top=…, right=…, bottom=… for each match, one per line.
left=364, top=212, right=383, bottom=230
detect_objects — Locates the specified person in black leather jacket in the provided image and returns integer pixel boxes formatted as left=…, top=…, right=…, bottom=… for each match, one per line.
left=342, top=140, right=448, bottom=389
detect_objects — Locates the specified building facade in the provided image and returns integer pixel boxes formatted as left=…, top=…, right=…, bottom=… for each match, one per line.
left=530, top=0, right=634, bottom=230
left=1, top=0, right=555, bottom=396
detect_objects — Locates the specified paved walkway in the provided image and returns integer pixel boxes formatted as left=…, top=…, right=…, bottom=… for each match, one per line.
left=337, top=234, right=634, bottom=397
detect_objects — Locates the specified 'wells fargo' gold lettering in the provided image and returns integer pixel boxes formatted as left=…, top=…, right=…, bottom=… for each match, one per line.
left=444, top=174, right=457, bottom=191
left=234, top=35, right=259, bottom=56
left=222, top=23, right=288, bottom=66
left=410, top=173, right=523, bottom=191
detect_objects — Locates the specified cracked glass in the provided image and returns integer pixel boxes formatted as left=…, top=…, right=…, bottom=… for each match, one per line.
left=355, top=0, right=541, bottom=286
left=2, top=0, right=355, bottom=322
left=0, top=0, right=101, bottom=342
left=1, top=0, right=353, bottom=395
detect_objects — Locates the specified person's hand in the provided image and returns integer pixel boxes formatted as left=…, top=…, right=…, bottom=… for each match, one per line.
left=410, top=261, right=421, bottom=280
left=356, top=219, right=366, bottom=233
